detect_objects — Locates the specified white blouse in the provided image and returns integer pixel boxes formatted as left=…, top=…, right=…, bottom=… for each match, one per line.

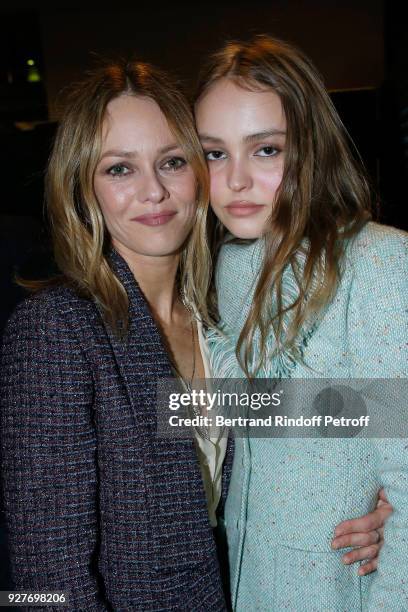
left=194, top=320, right=228, bottom=527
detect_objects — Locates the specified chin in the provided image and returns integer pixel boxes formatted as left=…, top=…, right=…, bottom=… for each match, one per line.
left=223, top=219, right=264, bottom=240
left=139, top=243, right=186, bottom=257
left=144, top=235, right=191, bottom=256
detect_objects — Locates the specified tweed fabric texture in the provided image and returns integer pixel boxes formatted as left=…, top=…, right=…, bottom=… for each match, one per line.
left=1, top=251, right=228, bottom=611
left=209, top=222, right=408, bottom=611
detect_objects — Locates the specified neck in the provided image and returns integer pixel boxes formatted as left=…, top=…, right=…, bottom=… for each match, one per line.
left=113, top=241, right=181, bottom=325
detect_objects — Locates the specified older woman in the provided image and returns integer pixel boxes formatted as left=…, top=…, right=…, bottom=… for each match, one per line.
left=0, top=59, right=228, bottom=611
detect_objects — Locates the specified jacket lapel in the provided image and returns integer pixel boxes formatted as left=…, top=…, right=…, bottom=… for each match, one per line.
left=104, top=250, right=217, bottom=565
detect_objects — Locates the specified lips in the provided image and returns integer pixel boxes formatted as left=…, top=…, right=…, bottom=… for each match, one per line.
left=131, top=211, right=177, bottom=226
left=225, top=201, right=265, bottom=217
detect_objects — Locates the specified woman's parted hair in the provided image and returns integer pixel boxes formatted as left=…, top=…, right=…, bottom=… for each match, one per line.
left=192, top=35, right=373, bottom=377
left=44, top=58, right=209, bottom=334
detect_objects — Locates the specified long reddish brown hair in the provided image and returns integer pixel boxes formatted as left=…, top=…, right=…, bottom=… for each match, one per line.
left=192, top=35, right=373, bottom=377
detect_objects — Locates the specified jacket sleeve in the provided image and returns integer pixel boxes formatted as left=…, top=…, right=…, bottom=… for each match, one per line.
left=348, top=226, right=408, bottom=610
left=0, top=294, right=109, bottom=611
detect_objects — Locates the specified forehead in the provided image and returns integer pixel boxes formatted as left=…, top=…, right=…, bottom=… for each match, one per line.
left=195, top=77, right=285, bottom=137
left=102, top=94, right=174, bottom=150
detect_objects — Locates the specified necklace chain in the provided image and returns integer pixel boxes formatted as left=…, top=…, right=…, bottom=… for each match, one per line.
left=178, top=289, right=196, bottom=389
left=176, top=290, right=210, bottom=440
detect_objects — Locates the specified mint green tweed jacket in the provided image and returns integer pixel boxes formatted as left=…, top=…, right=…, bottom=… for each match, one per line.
left=207, top=223, right=408, bottom=611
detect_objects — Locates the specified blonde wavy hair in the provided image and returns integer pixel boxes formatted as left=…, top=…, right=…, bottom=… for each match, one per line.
left=191, top=35, right=373, bottom=377
left=29, top=59, right=209, bottom=335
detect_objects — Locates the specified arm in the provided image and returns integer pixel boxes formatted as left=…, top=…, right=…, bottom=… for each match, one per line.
left=369, top=441, right=408, bottom=609
left=348, top=226, right=408, bottom=609
left=0, top=294, right=109, bottom=611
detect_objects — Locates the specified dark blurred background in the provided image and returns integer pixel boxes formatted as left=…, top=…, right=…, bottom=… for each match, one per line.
left=0, top=0, right=407, bottom=598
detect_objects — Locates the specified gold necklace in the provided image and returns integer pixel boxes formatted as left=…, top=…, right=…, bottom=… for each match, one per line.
left=174, top=294, right=210, bottom=440
left=172, top=291, right=196, bottom=391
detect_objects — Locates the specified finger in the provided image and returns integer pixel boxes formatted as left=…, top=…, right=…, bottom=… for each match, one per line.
left=332, top=531, right=380, bottom=550
left=334, top=504, right=392, bottom=537
left=341, top=545, right=379, bottom=566
left=378, top=487, right=389, bottom=504
left=373, top=502, right=393, bottom=518
left=334, top=513, right=378, bottom=536
left=358, top=558, right=378, bottom=576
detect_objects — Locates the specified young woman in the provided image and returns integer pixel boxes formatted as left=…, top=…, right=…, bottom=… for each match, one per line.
left=0, top=59, right=228, bottom=611
left=193, top=36, right=407, bottom=610
left=1, top=55, right=389, bottom=611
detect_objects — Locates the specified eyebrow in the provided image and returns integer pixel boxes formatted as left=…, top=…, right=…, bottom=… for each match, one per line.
left=199, top=129, right=286, bottom=145
left=100, top=143, right=182, bottom=160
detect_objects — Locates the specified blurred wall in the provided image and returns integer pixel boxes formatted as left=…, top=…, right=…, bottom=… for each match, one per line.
left=39, top=0, right=384, bottom=119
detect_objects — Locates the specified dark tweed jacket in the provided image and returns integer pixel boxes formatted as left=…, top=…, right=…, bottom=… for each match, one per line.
left=0, top=252, right=230, bottom=611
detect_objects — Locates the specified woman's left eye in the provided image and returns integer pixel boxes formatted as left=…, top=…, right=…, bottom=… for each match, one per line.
left=254, top=146, right=279, bottom=157
left=161, top=157, right=187, bottom=171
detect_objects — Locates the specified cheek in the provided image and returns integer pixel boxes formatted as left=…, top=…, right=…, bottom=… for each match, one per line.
left=256, top=165, right=283, bottom=200
left=94, top=180, right=134, bottom=219
left=209, top=170, right=224, bottom=208
left=181, top=182, right=196, bottom=209
left=169, top=173, right=196, bottom=215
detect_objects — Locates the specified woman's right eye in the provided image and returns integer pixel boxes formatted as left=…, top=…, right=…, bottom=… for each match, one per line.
left=106, top=164, right=131, bottom=177
left=205, top=150, right=226, bottom=161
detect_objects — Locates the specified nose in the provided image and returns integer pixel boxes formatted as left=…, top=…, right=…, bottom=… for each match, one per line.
left=137, top=170, right=168, bottom=204
left=227, top=158, right=252, bottom=192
